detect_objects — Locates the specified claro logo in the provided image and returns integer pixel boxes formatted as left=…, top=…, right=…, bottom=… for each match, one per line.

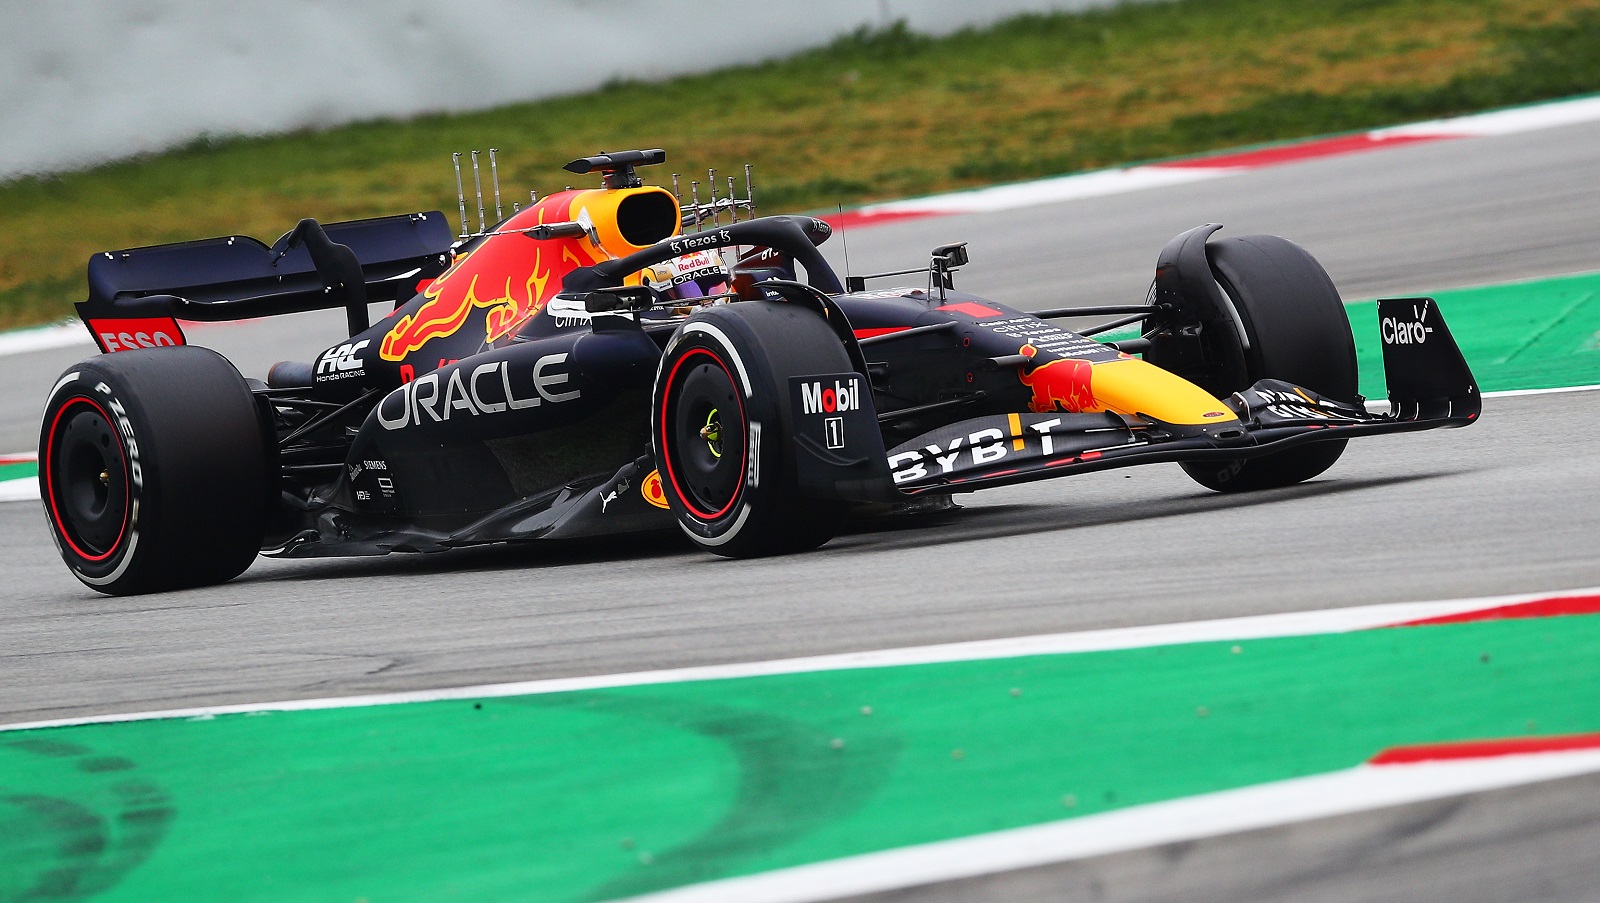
left=799, top=377, right=862, bottom=415
left=377, top=353, right=580, bottom=430
left=1382, top=317, right=1432, bottom=344
left=1382, top=300, right=1434, bottom=345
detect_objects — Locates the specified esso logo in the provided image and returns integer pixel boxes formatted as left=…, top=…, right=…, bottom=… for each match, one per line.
left=89, top=317, right=186, bottom=353
left=100, top=330, right=178, bottom=352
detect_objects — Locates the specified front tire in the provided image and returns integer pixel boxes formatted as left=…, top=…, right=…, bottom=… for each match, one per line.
left=1151, top=234, right=1359, bottom=492
left=40, top=347, right=271, bottom=595
left=654, top=302, right=852, bottom=557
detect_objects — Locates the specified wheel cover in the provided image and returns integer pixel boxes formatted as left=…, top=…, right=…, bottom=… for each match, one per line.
left=661, top=348, right=747, bottom=521
left=44, top=397, right=130, bottom=561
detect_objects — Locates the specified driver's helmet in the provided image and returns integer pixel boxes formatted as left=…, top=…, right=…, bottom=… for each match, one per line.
left=645, top=248, right=731, bottom=302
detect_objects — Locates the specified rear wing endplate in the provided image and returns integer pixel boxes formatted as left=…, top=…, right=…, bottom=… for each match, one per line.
left=77, top=211, right=454, bottom=352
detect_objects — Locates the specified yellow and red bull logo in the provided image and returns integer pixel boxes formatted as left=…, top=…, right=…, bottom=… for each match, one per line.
left=380, top=186, right=682, bottom=363
left=380, top=200, right=584, bottom=361
left=641, top=470, right=670, bottom=509
left=1016, top=345, right=1239, bottom=426
left=379, top=241, right=558, bottom=360
left=1017, top=344, right=1098, bottom=414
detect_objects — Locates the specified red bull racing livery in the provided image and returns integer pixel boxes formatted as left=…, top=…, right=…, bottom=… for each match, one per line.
left=42, top=149, right=1479, bottom=594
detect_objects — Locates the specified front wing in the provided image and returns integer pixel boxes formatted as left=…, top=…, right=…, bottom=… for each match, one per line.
left=884, top=381, right=1474, bottom=494
left=884, top=296, right=1480, bottom=495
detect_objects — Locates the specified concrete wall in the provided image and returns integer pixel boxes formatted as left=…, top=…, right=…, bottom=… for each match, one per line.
left=1, top=0, right=1139, bottom=179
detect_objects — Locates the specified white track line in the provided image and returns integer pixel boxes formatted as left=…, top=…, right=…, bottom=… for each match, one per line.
left=1362, top=381, right=1600, bottom=413
left=1375, top=93, right=1600, bottom=139
left=850, top=93, right=1600, bottom=219
left=1484, top=383, right=1600, bottom=399
left=5, top=585, right=1597, bottom=732
left=0, top=451, right=39, bottom=503
left=863, top=165, right=1234, bottom=216
left=10, top=588, right=1599, bottom=902
left=611, top=750, right=1600, bottom=903
left=0, top=321, right=91, bottom=356
left=0, top=480, right=37, bottom=503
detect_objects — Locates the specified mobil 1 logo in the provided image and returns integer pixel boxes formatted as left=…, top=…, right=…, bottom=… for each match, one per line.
left=790, top=373, right=871, bottom=454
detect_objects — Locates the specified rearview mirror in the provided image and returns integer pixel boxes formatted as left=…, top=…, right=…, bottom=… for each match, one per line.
left=932, top=242, right=969, bottom=269
left=579, top=284, right=663, bottom=313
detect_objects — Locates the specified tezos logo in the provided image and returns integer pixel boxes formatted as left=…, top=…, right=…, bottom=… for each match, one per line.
left=800, top=377, right=861, bottom=415
left=667, top=230, right=732, bottom=255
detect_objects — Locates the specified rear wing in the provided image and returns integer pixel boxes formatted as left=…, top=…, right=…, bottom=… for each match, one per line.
left=77, top=211, right=454, bottom=352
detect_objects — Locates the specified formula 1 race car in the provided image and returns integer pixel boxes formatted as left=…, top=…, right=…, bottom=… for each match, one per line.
left=40, top=149, right=1479, bottom=594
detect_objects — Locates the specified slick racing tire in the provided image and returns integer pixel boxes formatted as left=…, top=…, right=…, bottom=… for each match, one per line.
left=1158, top=234, right=1359, bottom=493
left=654, top=301, right=851, bottom=558
left=40, top=347, right=272, bottom=595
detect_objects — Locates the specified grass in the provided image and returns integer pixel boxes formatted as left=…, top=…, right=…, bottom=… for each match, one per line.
left=4, top=0, right=1600, bottom=328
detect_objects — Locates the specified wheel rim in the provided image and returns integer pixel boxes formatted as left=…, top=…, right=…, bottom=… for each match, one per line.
left=45, top=397, right=130, bottom=561
left=662, top=348, right=747, bottom=521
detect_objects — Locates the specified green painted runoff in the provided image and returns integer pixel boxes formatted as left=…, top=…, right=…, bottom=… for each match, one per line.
left=4, top=614, right=1598, bottom=902
left=1352, top=270, right=1600, bottom=400
left=0, top=462, right=35, bottom=483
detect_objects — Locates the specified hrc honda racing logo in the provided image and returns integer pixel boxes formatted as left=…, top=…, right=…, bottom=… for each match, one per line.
left=376, top=353, right=580, bottom=430
left=316, top=339, right=369, bottom=381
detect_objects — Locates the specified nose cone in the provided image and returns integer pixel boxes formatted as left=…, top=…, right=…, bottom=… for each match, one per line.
left=1082, top=358, right=1238, bottom=426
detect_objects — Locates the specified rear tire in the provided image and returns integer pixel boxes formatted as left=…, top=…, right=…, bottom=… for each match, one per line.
left=1151, top=234, right=1358, bottom=492
left=654, top=302, right=851, bottom=557
left=40, top=347, right=271, bottom=595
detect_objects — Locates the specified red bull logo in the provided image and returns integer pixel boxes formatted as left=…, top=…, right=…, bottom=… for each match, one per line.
left=380, top=240, right=557, bottom=361
left=379, top=194, right=602, bottom=362
left=641, top=469, right=670, bottom=509
left=1017, top=344, right=1098, bottom=413
left=379, top=186, right=682, bottom=362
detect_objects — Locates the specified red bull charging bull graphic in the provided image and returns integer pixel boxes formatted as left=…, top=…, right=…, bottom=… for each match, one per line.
left=379, top=240, right=558, bottom=360
left=380, top=199, right=594, bottom=362
left=1017, top=343, right=1099, bottom=413
left=379, top=185, right=680, bottom=363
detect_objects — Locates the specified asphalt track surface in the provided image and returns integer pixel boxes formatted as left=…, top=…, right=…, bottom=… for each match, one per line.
left=5, top=118, right=1600, bottom=901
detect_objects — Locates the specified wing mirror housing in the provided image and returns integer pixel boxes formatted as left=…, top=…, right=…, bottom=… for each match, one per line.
left=931, top=242, right=969, bottom=291
left=579, top=284, right=663, bottom=313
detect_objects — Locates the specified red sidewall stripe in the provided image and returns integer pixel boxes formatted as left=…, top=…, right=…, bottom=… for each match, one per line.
left=44, top=395, right=130, bottom=563
left=660, top=347, right=748, bottom=523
